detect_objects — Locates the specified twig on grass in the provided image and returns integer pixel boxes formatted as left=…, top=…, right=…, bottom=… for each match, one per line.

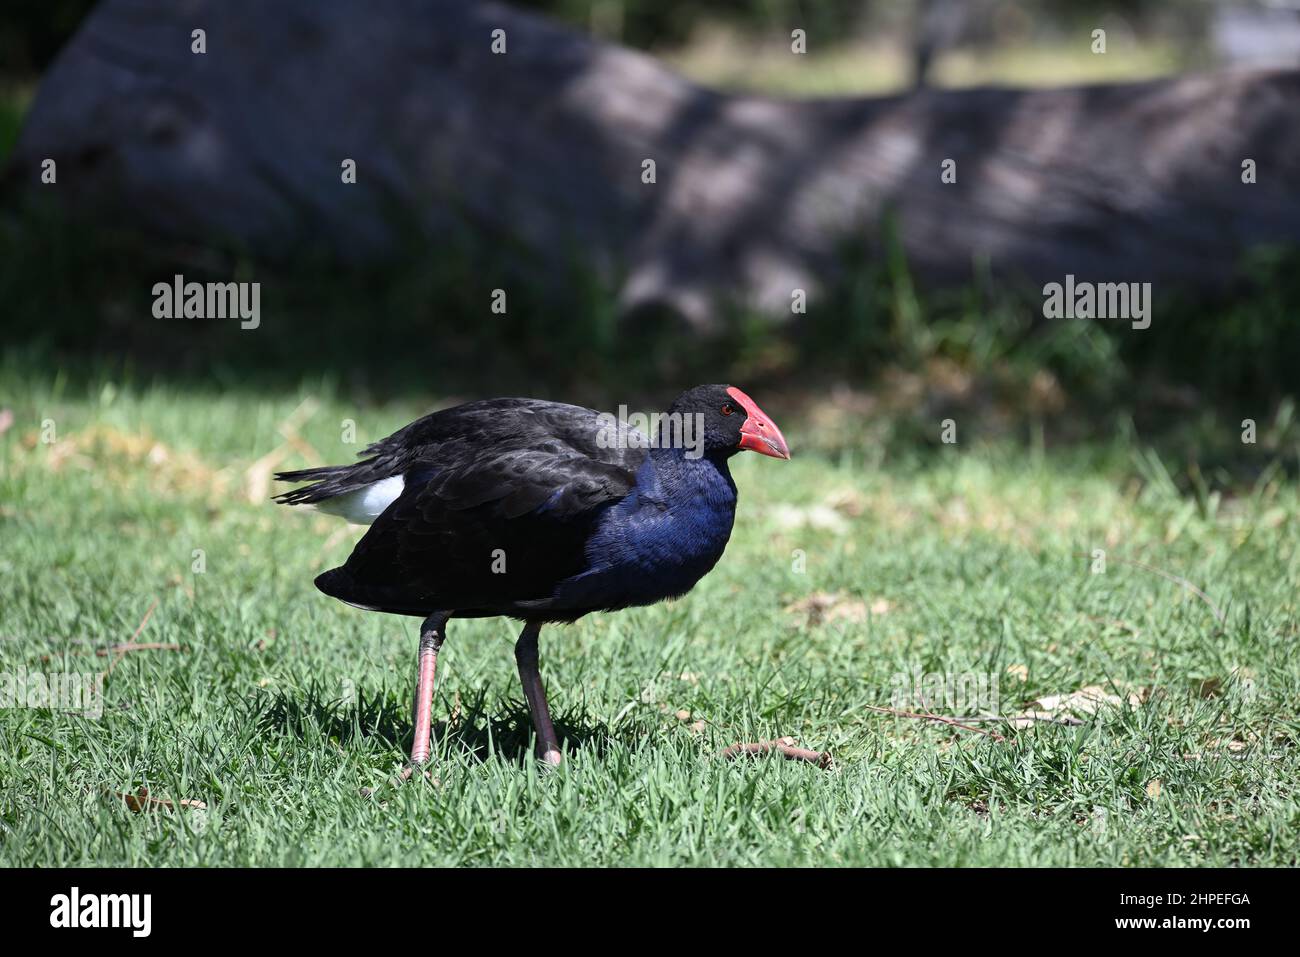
left=1075, top=552, right=1225, bottom=624
left=99, top=598, right=160, bottom=681
left=96, top=642, right=181, bottom=656
left=959, top=713, right=1084, bottom=728
left=720, top=736, right=832, bottom=768
left=865, top=705, right=1008, bottom=742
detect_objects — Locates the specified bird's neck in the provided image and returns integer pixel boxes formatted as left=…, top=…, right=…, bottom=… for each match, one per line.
left=646, top=443, right=736, bottom=505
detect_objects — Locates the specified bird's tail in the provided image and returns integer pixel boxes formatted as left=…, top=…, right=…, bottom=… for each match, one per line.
left=273, top=463, right=376, bottom=505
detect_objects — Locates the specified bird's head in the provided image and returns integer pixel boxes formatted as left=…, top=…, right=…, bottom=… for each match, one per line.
left=669, top=384, right=791, bottom=460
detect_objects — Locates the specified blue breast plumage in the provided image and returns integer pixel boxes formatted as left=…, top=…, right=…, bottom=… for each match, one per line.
left=551, top=448, right=738, bottom=611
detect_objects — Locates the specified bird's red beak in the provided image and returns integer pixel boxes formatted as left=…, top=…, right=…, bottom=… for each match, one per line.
left=728, top=386, right=790, bottom=460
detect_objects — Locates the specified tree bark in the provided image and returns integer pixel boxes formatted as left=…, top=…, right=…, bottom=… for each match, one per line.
left=9, top=0, right=1300, bottom=324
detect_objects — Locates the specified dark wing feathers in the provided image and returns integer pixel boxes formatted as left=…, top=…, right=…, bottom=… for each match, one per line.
left=281, top=398, right=647, bottom=616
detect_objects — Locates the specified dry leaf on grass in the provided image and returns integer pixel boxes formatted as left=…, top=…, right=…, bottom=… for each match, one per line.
left=669, top=709, right=707, bottom=732
left=113, top=787, right=206, bottom=812
left=30, top=424, right=226, bottom=497
left=1008, top=684, right=1143, bottom=728
left=786, top=591, right=890, bottom=627
left=1192, top=676, right=1222, bottom=698
left=770, top=504, right=849, bottom=534
left=1034, top=685, right=1144, bottom=713
left=822, top=488, right=867, bottom=518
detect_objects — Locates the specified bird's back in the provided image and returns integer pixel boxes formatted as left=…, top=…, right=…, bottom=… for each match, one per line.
left=291, top=398, right=652, bottom=619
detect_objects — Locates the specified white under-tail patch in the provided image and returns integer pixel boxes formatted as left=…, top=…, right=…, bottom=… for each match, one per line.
left=313, top=475, right=405, bottom=525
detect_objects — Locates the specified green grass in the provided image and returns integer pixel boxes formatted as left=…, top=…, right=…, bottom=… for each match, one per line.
left=2, top=364, right=1297, bottom=866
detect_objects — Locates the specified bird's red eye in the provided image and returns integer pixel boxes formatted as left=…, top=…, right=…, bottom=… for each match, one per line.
left=721, top=404, right=734, bottom=416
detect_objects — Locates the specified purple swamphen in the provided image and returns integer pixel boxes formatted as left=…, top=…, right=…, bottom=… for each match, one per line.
left=275, top=384, right=789, bottom=769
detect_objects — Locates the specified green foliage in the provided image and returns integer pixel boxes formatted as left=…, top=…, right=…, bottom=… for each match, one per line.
left=3, top=199, right=1298, bottom=472
left=0, top=88, right=26, bottom=159
left=1121, top=246, right=1300, bottom=401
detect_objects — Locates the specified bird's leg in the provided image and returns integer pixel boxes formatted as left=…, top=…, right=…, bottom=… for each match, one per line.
left=515, top=622, right=562, bottom=766
left=407, top=611, right=450, bottom=769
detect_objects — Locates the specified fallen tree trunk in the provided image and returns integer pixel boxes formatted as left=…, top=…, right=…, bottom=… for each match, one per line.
left=9, top=0, right=1300, bottom=324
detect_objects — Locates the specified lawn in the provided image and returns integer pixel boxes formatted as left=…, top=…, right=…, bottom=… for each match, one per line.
left=1, top=362, right=1296, bottom=867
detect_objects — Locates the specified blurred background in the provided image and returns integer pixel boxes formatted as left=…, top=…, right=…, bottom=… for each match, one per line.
left=1, top=0, right=1298, bottom=473
left=9, top=0, right=1300, bottom=93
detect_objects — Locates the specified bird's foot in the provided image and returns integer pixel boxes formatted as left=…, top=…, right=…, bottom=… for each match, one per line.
left=396, top=763, right=438, bottom=785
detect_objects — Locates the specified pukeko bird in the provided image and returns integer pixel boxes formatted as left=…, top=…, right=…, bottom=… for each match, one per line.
left=274, top=384, right=789, bottom=770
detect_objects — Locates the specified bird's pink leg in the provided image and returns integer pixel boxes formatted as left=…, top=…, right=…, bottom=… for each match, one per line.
left=515, top=622, right=562, bottom=766
left=406, top=612, right=449, bottom=770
